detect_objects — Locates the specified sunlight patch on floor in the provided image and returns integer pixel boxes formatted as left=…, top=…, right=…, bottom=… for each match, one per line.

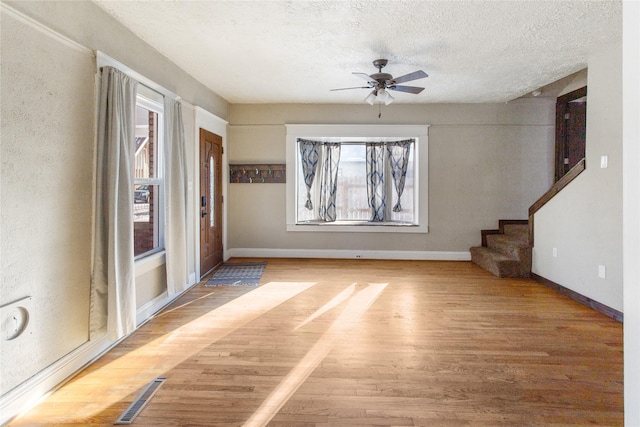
left=244, top=282, right=388, bottom=427
left=17, top=281, right=316, bottom=423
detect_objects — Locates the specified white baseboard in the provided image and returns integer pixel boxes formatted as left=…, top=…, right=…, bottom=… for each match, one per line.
left=226, top=248, right=471, bottom=261
left=136, top=291, right=170, bottom=326
left=0, top=335, right=113, bottom=426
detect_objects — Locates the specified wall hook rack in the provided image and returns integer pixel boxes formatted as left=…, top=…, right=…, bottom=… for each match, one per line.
left=229, top=164, right=286, bottom=184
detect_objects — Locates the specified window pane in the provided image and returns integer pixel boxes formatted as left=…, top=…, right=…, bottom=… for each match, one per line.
left=134, top=184, right=159, bottom=256
left=336, top=144, right=368, bottom=221
left=134, top=106, right=158, bottom=179
left=210, top=156, right=215, bottom=227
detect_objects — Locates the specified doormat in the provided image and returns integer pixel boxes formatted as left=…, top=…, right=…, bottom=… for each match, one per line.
left=205, top=262, right=266, bottom=286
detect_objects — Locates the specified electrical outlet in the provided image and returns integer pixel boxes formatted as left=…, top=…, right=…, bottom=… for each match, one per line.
left=552, top=248, right=558, bottom=257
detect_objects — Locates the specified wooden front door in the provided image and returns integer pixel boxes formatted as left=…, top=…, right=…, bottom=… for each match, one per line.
left=555, top=87, right=587, bottom=182
left=199, top=128, right=223, bottom=277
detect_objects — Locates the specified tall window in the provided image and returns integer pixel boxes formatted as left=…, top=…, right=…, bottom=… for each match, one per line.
left=133, top=88, right=164, bottom=257
left=286, top=124, right=429, bottom=233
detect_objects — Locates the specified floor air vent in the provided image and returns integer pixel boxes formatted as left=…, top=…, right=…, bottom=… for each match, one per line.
left=114, top=377, right=166, bottom=425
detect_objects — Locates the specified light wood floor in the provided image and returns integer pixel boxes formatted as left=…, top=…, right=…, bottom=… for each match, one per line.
left=12, top=259, right=623, bottom=426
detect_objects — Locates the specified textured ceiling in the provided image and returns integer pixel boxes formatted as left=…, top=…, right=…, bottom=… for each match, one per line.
left=92, top=0, right=621, bottom=104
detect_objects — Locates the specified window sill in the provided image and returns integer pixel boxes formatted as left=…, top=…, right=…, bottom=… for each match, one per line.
left=134, top=250, right=166, bottom=277
left=287, top=222, right=428, bottom=233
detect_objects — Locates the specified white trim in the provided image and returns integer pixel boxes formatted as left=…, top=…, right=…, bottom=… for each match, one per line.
left=0, top=336, right=113, bottom=425
left=134, top=250, right=166, bottom=277
left=188, top=272, right=198, bottom=287
left=227, top=248, right=470, bottom=261
left=96, top=51, right=178, bottom=100
left=623, top=1, right=640, bottom=424
left=287, top=223, right=428, bottom=233
left=0, top=2, right=93, bottom=55
left=285, top=124, right=429, bottom=233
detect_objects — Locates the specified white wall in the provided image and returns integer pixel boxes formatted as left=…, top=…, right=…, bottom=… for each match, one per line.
left=623, top=1, right=640, bottom=423
left=532, top=41, right=623, bottom=313
left=228, top=101, right=554, bottom=257
left=0, top=1, right=229, bottom=419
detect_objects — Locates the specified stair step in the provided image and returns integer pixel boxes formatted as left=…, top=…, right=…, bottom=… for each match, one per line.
left=486, top=234, right=530, bottom=258
left=470, top=246, right=530, bottom=278
left=503, top=223, right=529, bottom=235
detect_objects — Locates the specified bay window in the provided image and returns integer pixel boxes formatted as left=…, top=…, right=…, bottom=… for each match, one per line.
left=286, top=125, right=429, bottom=233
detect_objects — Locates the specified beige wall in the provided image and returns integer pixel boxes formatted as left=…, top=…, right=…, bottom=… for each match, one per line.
left=0, top=1, right=229, bottom=402
left=532, top=41, right=623, bottom=312
left=0, top=9, right=95, bottom=395
left=228, top=101, right=555, bottom=255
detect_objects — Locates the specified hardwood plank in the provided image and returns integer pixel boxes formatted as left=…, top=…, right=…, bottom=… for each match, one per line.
left=10, top=259, right=623, bottom=426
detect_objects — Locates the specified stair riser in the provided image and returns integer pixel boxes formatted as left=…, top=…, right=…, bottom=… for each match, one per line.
left=486, top=236, right=530, bottom=259
left=470, top=247, right=530, bottom=278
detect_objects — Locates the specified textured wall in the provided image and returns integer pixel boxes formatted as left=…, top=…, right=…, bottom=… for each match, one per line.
left=532, top=41, right=623, bottom=312
left=0, top=1, right=229, bottom=399
left=0, top=12, right=95, bottom=394
left=227, top=102, right=554, bottom=253
left=5, top=0, right=229, bottom=121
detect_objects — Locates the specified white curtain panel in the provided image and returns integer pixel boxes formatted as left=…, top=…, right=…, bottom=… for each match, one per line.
left=164, top=98, right=189, bottom=295
left=91, top=67, right=138, bottom=341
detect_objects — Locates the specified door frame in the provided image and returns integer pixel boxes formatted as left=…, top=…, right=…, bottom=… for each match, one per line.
left=194, top=107, right=228, bottom=281
left=555, top=86, right=587, bottom=182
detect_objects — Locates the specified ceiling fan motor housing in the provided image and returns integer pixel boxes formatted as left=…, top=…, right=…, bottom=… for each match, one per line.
left=371, top=59, right=393, bottom=86
left=370, top=72, right=393, bottom=85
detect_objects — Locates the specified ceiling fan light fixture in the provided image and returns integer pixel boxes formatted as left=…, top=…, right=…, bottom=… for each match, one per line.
left=385, top=91, right=395, bottom=105
left=377, top=88, right=388, bottom=102
left=364, top=90, right=377, bottom=105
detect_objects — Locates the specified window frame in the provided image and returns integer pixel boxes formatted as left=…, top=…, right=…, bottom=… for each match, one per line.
left=285, top=124, right=429, bottom=234
left=133, top=86, right=165, bottom=260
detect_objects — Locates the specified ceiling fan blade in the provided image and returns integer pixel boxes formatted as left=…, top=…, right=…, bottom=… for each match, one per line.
left=353, top=72, right=377, bottom=85
left=389, top=85, right=425, bottom=94
left=392, top=70, right=428, bottom=84
left=330, top=86, right=372, bottom=91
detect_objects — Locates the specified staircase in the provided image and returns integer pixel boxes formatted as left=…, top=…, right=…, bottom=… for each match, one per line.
left=470, top=220, right=531, bottom=278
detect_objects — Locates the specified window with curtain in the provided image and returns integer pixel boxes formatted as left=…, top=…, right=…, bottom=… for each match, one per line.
left=296, top=138, right=416, bottom=225
left=92, top=55, right=190, bottom=341
left=286, top=124, right=429, bottom=233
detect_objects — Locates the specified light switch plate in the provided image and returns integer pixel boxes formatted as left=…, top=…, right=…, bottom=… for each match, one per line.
left=600, top=155, right=608, bottom=168
left=598, top=265, right=606, bottom=279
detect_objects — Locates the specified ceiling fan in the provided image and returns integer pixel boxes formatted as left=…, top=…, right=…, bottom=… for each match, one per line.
left=331, top=59, right=428, bottom=105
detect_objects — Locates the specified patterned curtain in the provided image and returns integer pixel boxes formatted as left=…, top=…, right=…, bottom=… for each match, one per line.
left=318, top=142, right=341, bottom=221
left=298, top=139, right=320, bottom=210
left=387, top=140, right=413, bottom=212
left=366, top=143, right=386, bottom=222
